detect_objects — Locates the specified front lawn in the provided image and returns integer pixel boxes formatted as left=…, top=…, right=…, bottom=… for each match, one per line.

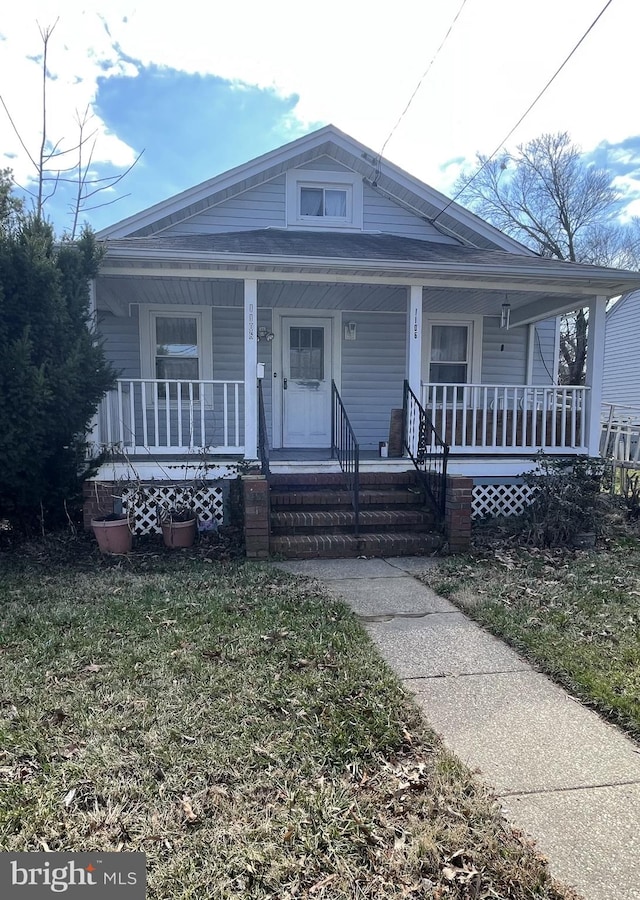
left=0, top=540, right=576, bottom=898
left=427, top=537, right=640, bottom=742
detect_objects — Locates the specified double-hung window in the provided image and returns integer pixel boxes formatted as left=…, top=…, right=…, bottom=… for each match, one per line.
left=155, top=316, right=199, bottom=383
left=425, top=318, right=482, bottom=404
left=429, top=325, right=469, bottom=386
left=140, top=306, right=213, bottom=402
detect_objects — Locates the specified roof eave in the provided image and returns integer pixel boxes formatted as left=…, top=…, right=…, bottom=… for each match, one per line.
left=98, top=246, right=640, bottom=297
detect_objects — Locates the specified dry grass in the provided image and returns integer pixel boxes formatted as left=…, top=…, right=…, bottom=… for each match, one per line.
left=427, top=532, right=640, bottom=743
left=0, top=536, right=579, bottom=898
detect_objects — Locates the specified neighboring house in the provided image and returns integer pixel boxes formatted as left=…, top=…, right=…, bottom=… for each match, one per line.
left=86, top=125, right=640, bottom=555
left=603, top=290, right=640, bottom=411
left=602, top=290, right=640, bottom=464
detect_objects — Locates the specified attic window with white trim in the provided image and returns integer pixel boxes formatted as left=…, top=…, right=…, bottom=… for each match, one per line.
left=286, top=169, right=363, bottom=229
left=300, top=186, right=348, bottom=218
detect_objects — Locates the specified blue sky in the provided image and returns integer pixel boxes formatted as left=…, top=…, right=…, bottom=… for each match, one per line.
left=1, top=0, right=639, bottom=235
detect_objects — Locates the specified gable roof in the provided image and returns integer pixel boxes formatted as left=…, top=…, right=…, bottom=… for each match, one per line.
left=97, top=124, right=532, bottom=254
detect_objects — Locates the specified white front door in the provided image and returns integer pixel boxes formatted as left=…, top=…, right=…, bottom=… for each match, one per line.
left=282, top=317, right=332, bottom=447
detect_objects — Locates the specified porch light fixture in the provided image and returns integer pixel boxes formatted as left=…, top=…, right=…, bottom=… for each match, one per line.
left=344, top=321, right=357, bottom=341
left=500, top=302, right=511, bottom=330
left=257, top=326, right=274, bottom=342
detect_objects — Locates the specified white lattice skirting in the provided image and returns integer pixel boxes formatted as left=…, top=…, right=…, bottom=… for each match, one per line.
left=472, top=483, right=537, bottom=519
left=121, top=485, right=225, bottom=535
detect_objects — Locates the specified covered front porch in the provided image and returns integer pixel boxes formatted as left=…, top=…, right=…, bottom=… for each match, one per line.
left=92, top=271, right=611, bottom=474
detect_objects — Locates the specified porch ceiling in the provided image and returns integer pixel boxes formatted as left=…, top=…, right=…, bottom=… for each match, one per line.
left=97, top=230, right=640, bottom=321
left=96, top=272, right=634, bottom=324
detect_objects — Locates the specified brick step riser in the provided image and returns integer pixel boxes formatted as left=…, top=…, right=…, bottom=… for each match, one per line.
left=269, top=472, right=419, bottom=489
left=271, top=512, right=435, bottom=531
left=271, top=524, right=434, bottom=536
left=270, top=492, right=426, bottom=508
left=270, top=533, right=443, bottom=560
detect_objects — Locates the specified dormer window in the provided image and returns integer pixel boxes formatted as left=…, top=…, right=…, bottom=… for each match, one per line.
left=287, top=169, right=363, bottom=230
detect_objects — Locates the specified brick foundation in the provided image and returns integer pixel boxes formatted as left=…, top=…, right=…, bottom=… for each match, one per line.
left=242, top=475, right=270, bottom=559
left=444, top=474, right=473, bottom=553
left=82, top=481, right=122, bottom=530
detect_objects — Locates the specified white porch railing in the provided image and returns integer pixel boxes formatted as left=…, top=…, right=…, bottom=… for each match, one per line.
left=421, top=383, right=589, bottom=453
left=601, top=402, right=640, bottom=464
left=98, top=379, right=244, bottom=454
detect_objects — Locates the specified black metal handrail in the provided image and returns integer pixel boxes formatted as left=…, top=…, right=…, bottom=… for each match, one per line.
left=403, top=380, right=449, bottom=518
left=257, top=378, right=270, bottom=479
left=331, top=380, right=360, bottom=534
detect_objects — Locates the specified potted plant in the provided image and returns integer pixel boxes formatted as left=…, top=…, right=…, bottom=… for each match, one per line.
left=158, top=500, right=197, bottom=549
left=91, top=513, right=133, bottom=554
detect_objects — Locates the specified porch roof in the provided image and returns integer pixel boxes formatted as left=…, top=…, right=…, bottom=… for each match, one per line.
left=100, top=229, right=640, bottom=299
left=98, top=230, right=640, bottom=326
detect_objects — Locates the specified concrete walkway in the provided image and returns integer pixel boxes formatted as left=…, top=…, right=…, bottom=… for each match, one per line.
left=273, top=556, right=640, bottom=900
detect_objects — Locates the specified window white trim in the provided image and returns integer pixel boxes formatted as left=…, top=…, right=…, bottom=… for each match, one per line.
left=422, top=314, right=483, bottom=384
left=286, top=169, right=363, bottom=230
left=139, top=305, right=213, bottom=381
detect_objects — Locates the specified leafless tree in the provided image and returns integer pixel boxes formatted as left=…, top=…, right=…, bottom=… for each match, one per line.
left=0, top=20, right=142, bottom=237
left=455, top=132, right=636, bottom=384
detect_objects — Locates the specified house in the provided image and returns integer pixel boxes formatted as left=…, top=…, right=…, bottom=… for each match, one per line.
left=601, top=290, right=640, bottom=466
left=85, top=125, right=640, bottom=556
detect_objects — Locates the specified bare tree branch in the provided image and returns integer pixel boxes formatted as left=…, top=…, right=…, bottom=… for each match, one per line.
left=455, top=132, right=635, bottom=384
left=0, top=19, right=142, bottom=235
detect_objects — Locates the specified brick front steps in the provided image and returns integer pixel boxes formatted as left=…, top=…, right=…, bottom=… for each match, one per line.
left=268, top=470, right=444, bottom=559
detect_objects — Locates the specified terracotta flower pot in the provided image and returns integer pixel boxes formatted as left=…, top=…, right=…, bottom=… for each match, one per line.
left=91, top=515, right=132, bottom=554
left=161, top=517, right=197, bottom=549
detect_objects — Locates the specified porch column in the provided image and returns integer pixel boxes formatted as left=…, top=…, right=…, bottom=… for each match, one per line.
left=244, top=279, right=258, bottom=458
left=585, top=295, right=607, bottom=456
left=406, top=285, right=423, bottom=397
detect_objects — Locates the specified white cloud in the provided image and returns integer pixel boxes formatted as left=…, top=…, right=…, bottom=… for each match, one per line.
left=2, top=0, right=640, bottom=198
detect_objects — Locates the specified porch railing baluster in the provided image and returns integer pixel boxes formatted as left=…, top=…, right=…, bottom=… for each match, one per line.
left=97, top=378, right=244, bottom=454
left=418, top=382, right=588, bottom=453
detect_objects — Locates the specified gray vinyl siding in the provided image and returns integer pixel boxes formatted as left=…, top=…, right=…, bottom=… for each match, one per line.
left=480, top=318, right=556, bottom=385
left=531, top=319, right=557, bottom=385
left=603, top=292, right=640, bottom=407
left=297, top=156, right=353, bottom=172
left=481, top=320, right=527, bottom=384
left=363, top=184, right=457, bottom=243
left=99, top=309, right=141, bottom=377
left=164, top=176, right=286, bottom=235
left=163, top=167, right=457, bottom=242
left=211, top=306, right=244, bottom=445
left=341, top=313, right=406, bottom=450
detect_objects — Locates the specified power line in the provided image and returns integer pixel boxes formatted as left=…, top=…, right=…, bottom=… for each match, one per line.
left=432, top=0, right=616, bottom=225
left=374, top=0, right=469, bottom=176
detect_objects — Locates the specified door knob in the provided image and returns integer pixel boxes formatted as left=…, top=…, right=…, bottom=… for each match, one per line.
left=283, top=378, right=288, bottom=390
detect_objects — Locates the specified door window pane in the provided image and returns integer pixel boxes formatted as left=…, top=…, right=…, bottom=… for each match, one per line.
left=289, top=327, right=324, bottom=379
